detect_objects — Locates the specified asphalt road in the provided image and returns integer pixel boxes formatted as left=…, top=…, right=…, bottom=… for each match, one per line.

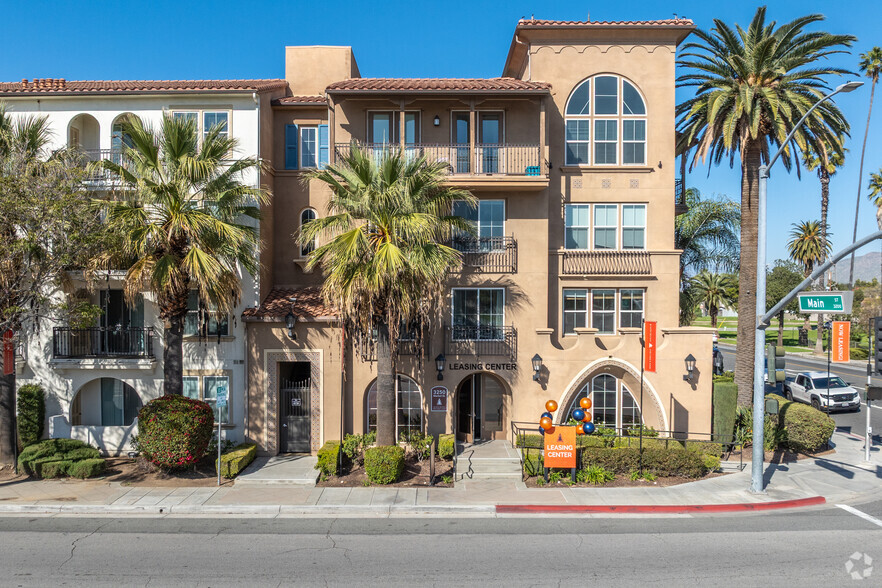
left=0, top=507, right=881, bottom=586
left=718, top=344, right=882, bottom=442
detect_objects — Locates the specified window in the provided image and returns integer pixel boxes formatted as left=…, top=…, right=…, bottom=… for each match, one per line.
left=622, top=204, right=646, bottom=249
left=203, top=111, right=229, bottom=141
left=453, top=200, right=504, bottom=251
left=183, top=375, right=230, bottom=424
left=100, top=378, right=141, bottom=426
left=591, top=290, right=616, bottom=334
left=620, top=290, right=644, bottom=328
left=300, top=209, right=317, bottom=256
left=563, top=289, right=588, bottom=334
left=566, top=375, right=643, bottom=430
left=366, top=375, right=423, bottom=439
left=565, top=204, right=590, bottom=249
left=300, top=127, right=317, bottom=168
left=184, top=291, right=229, bottom=337
left=452, top=288, right=504, bottom=340
left=593, top=205, right=617, bottom=249
left=564, top=75, right=647, bottom=167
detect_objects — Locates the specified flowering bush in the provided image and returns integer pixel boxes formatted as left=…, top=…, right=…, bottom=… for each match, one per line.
left=137, top=395, right=214, bottom=470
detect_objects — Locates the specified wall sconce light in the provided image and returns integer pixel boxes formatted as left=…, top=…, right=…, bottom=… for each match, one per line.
left=433, top=115, right=441, bottom=127
left=435, top=353, right=446, bottom=380
left=683, top=353, right=696, bottom=381
left=285, top=311, right=297, bottom=340
left=532, top=353, right=543, bottom=381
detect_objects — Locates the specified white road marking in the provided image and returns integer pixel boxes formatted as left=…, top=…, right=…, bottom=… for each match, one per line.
left=837, top=504, right=882, bottom=528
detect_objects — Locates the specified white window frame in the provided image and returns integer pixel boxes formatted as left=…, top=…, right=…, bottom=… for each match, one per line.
left=564, top=204, right=591, bottom=250
left=621, top=204, right=647, bottom=250
left=591, top=289, right=617, bottom=334
left=562, top=288, right=589, bottom=335
left=593, top=204, right=618, bottom=250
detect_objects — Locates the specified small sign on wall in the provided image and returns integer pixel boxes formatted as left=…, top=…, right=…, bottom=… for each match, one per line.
left=431, top=386, right=448, bottom=412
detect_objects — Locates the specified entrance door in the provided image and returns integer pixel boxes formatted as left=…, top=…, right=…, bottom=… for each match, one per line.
left=279, top=362, right=311, bottom=453
left=456, top=374, right=506, bottom=442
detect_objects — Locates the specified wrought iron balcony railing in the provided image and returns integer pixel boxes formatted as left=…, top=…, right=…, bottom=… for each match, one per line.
left=53, top=327, right=154, bottom=359
left=444, top=325, right=517, bottom=360
left=451, top=236, right=517, bottom=273
left=560, top=250, right=652, bottom=275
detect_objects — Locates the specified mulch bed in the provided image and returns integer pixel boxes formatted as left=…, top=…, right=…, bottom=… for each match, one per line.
left=723, top=447, right=835, bottom=464
left=317, top=456, right=454, bottom=488
left=524, top=471, right=728, bottom=489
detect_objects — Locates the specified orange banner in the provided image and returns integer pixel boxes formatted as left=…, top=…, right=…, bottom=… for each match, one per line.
left=832, top=321, right=850, bottom=363
left=644, top=321, right=657, bottom=373
left=544, top=426, right=577, bottom=469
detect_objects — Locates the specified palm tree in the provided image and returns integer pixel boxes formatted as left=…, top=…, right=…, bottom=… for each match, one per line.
left=848, top=47, right=882, bottom=285
left=802, top=140, right=846, bottom=352
left=691, top=271, right=736, bottom=327
left=301, top=146, right=474, bottom=446
left=97, top=114, right=267, bottom=396
left=677, top=7, right=854, bottom=403
left=787, top=220, right=832, bottom=336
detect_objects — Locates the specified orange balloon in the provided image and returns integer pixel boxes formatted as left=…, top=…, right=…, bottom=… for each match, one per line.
left=580, top=397, right=592, bottom=410
left=540, top=416, right=553, bottom=430
left=545, top=400, right=558, bottom=413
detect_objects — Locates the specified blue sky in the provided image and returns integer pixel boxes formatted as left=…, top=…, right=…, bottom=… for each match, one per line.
left=3, top=1, right=882, bottom=266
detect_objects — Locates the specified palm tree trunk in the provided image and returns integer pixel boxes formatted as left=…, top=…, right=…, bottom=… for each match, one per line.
left=849, top=77, right=877, bottom=286
left=0, top=372, right=15, bottom=466
left=163, top=315, right=185, bottom=396
left=375, top=321, right=396, bottom=446
left=815, top=173, right=830, bottom=354
left=735, top=142, right=762, bottom=405
left=777, top=311, right=784, bottom=347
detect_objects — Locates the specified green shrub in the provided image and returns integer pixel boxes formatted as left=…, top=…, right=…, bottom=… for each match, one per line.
left=217, top=443, right=257, bottom=479
left=364, top=445, right=405, bottom=484
left=713, top=381, right=738, bottom=443
left=315, top=441, right=342, bottom=477
left=17, top=384, right=45, bottom=448
left=578, top=464, right=614, bottom=485
left=137, top=395, right=214, bottom=470
left=342, top=432, right=376, bottom=465
left=780, top=401, right=835, bottom=452
left=437, top=434, right=455, bottom=460
left=68, top=458, right=106, bottom=479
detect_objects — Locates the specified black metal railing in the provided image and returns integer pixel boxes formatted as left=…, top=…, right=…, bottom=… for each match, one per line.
left=560, top=250, right=652, bottom=275
left=444, top=325, right=516, bottom=360
left=53, top=327, right=154, bottom=359
left=452, top=236, right=517, bottom=273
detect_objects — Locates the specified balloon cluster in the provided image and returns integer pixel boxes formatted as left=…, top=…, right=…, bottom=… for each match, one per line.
left=538, top=397, right=595, bottom=435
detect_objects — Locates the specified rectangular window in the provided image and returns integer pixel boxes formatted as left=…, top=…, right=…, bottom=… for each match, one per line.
left=592, top=290, right=616, bottom=334
left=563, top=289, right=588, bottom=334
left=594, top=120, right=617, bottom=165
left=620, top=290, right=644, bottom=328
left=203, top=112, right=229, bottom=141
left=622, top=204, right=646, bottom=250
left=204, top=376, right=230, bottom=424
left=184, top=291, right=229, bottom=337
left=565, top=120, right=590, bottom=165
left=452, top=288, right=504, bottom=340
left=622, top=120, right=646, bottom=165
left=300, top=127, right=317, bottom=169
left=565, top=204, right=590, bottom=249
left=593, top=204, right=617, bottom=249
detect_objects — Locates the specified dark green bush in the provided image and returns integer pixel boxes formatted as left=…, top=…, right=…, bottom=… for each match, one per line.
left=68, top=459, right=106, bottom=479
left=364, top=445, right=405, bottom=484
left=713, top=381, right=738, bottom=443
left=137, top=395, right=214, bottom=470
left=780, top=401, right=835, bottom=452
left=315, top=441, right=342, bottom=476
left=17, top=384, right=45, bottom=448
left=217, top=443, right=257, bottom=478
left=437, top=434, right=455, bottom=460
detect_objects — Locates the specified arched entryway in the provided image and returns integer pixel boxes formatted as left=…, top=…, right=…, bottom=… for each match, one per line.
left=455, top=373, right=508, bottom=442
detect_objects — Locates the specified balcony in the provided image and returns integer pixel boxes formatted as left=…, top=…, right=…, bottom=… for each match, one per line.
left=559, top=250, right=652, bottom=276
left=53, top=327, right=154, bottom=359
left=444, top=325, right=517, bottom=361
left=452, top=236, right=517, bottom=273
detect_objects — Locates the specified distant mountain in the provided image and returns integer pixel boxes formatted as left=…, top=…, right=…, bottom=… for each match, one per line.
left=831, top=251, right=881, bottom=284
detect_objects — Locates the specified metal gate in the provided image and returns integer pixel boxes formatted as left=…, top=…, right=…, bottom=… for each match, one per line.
left=280, top=377, right=311, bottom=453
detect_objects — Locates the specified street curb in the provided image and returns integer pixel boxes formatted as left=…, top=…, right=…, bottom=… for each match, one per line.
left=495, top=495, right=826, bottom=514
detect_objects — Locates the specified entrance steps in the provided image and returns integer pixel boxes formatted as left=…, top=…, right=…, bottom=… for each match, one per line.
left=455, top=440, right=523, bottom=481
left=234, top=455, right=319, bottom=486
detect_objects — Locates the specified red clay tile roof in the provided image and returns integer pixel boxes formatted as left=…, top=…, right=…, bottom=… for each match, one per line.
left=0, top=78, right=288, bottom=96
left=516, top=18, right=694, bottom=27
left=271, top=95, right=328, bottom=106
left=326, top=78, right=551, bottom=93
left=242, top=287, right=336, bottom=320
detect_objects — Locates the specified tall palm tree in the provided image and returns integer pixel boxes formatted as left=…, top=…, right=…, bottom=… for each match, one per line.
left=802, top=140, right=846, bottom=352
left=787, top=220, right=832, bottom=335
left=848, top=47, right=882, bottom=285
left=97, top=114, right=267, bottom=396
left=691, top=271, right=736, bottom=327
left=677, top=7, right=854, bottom=403
left=302, top=146, right=474, bottom=446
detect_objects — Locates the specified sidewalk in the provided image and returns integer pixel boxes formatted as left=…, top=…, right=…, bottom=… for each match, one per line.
left=0, top=432, right=879, bottom=517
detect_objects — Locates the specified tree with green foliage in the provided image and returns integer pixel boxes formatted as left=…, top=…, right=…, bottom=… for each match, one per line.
left=766, top=260, right=804, bottom=347
left=677, top=6, right=854, bottom=403
left=301, top=147, right=474, bottom=446
left=691, top=271, right=736, bottom=327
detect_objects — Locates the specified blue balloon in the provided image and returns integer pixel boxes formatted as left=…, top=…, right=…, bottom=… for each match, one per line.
left=541, top=411, right=553, bottom=420
left=572, top=408, right=585, bottom=422
left=583, top=422, right=596, bottom=434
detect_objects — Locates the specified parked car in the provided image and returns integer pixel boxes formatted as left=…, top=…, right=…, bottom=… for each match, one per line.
left=783, top=371, right=861, bottom=412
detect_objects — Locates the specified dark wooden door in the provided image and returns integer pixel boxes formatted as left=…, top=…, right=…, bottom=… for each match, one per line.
left=280, top=377, right=311, bottom=453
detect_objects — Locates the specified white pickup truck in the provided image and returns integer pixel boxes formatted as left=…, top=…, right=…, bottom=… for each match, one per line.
left=783, top=371, right=861, bottom=413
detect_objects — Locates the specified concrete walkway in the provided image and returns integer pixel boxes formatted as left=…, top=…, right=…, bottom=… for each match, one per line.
left=0, top=432, right=879, bottom=517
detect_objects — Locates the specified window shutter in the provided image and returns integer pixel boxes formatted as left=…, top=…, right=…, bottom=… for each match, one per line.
left=285, top=124, right=299, bottom=170
left=318, top=124, right=329, bottom=168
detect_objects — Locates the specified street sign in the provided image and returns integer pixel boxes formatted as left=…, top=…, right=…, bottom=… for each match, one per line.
left=430, top=386, right=448, bottom=412
left=2, top=330, right=13, bottom=376
left=543, top=426, right=576, bottom=469
left=832, top=321, right=851, bottom=363
left=643, top=321, right=657, bottom=373
left=216, top=386, right=228, bottom=408
left=797, top=291, right=853, bottom=314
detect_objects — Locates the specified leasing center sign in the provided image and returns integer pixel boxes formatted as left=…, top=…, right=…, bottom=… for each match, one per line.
left=544, top=426, right=576, bottom=469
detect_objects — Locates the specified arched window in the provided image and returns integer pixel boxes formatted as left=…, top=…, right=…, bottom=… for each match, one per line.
left=365, top=375, right=423, bottom=439
left=565, top=374, right=643, bottom=430
left=565, top=75, right=647, bottom=166
left=300, top=209, right=317, bottom=257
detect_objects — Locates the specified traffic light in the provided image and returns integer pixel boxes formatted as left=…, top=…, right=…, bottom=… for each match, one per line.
left=874, top=317, right=882, bottom=375
left=766, top=344, right=786, bottom=383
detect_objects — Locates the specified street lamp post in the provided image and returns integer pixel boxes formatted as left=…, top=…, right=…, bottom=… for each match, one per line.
left=750, top=80, right=863, bottom=494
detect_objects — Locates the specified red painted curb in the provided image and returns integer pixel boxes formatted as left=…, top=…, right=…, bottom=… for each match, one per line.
left=496, top=496, right=826, bottom=514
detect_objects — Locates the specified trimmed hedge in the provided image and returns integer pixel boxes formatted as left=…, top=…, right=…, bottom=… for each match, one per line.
left=437, top=434, right=455, bottom=460
left=315, top=441, right=342, bottom=476
left=17, top=384, right=45, bottom=448
left=137, top=395, right=214, bottom=470
left=364, top=445, right=405, bottom=484
left=776, top=396, right=836, bottom=452
left=17, top=439, right=105, bottom=479
left=216, top=443, right=257, bottom=479
left=713, top=381, right=738, bottom=443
